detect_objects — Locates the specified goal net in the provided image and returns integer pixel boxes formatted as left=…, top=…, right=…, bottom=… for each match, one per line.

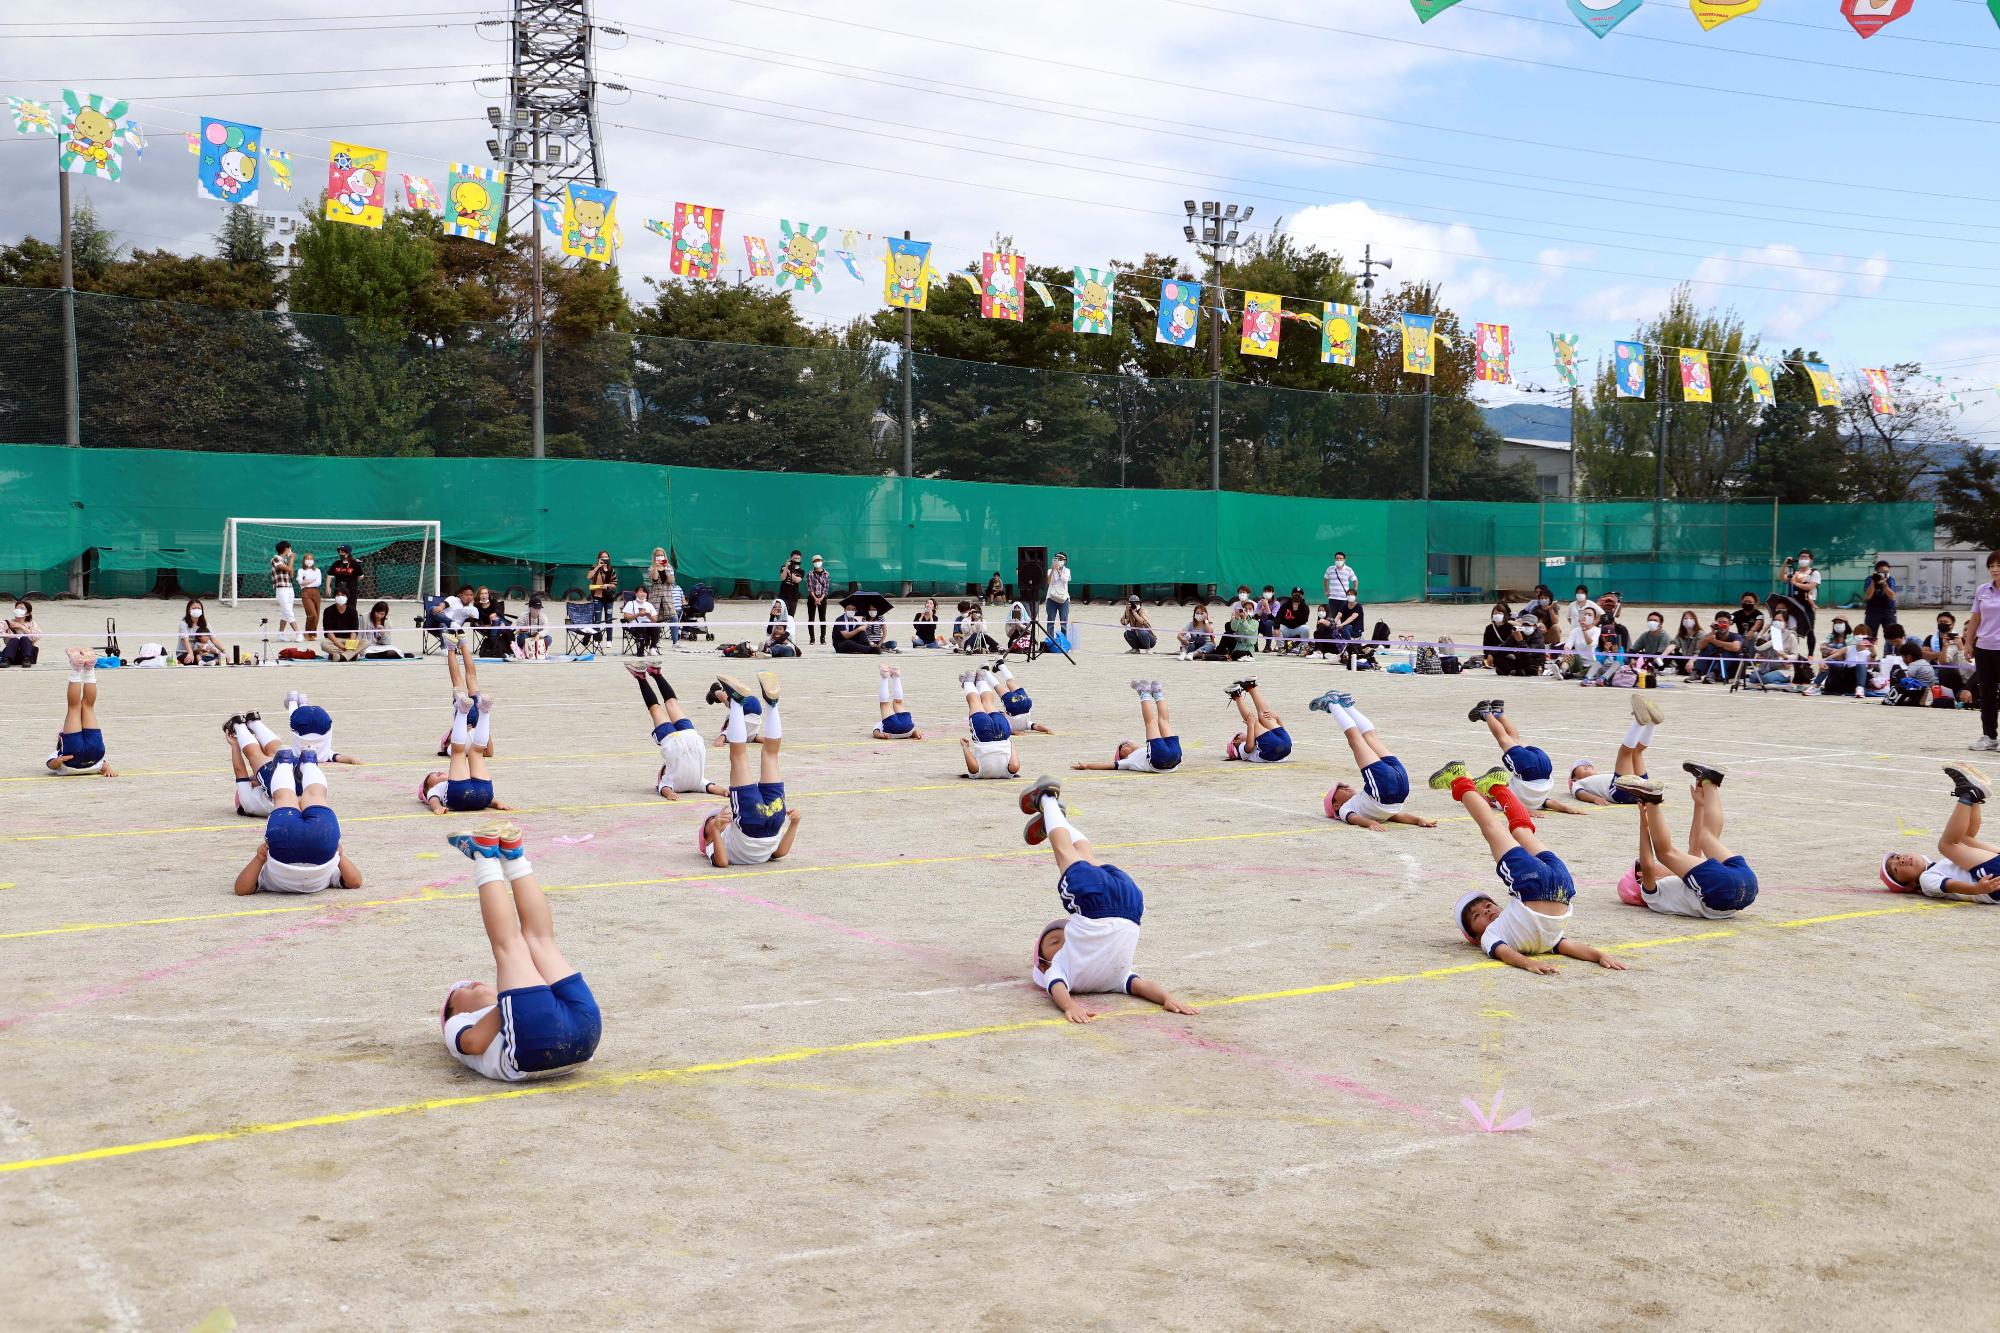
left=221, top=518, right=442, bottom=606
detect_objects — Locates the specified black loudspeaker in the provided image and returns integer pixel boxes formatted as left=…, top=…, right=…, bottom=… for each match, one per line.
left=1016, top=546, right=1048, bottom=604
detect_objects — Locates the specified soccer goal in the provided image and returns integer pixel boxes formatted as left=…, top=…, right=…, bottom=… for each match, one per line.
left=220, top=518, right=442, bottom=607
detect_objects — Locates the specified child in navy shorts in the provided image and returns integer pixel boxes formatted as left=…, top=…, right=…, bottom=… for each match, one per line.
left=226, top=706, right=360, bottom=816
left=1618, top=760, right=1759, bottom=918
left=233, top=749, right=363, bottom=895
left=44, top=648, right=117, bottom=777
left=1465, top=699, right=1588, bottom=815
left=630, top=663, right=722, bottom=800
left=1310, top=689, right=1438, bottom=832
left=1432, top=759, right=1627, bottom=977
left=1070, top=680, right=1181, bottom=775
left=705, top=680, right=763, bottom=747
left=872, top=665, right=924, bottom=740
left=960, top=671, right=1020, bottom=779
left=699, top=672, right=802, bottom=867
left=1567, top=695, right=1666, bottom=806
left=421, top=693, right=511, bottom=815
left=984, top=661, right=1053, bottom=735
left=1221, top=678, right=1291, bottom=763
left=1018, top=775, right=1196, bottom=1023
left=1882, top=765, right=2000, bottom=905
left=440, top=823, right=602, bottom=1082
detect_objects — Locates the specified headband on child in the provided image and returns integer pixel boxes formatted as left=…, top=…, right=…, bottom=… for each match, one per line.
left=1879, top=853, right=1907, bottom=892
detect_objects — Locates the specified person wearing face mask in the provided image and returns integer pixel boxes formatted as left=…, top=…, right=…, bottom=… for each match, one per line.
left=1670, top=611, right=1703, bottom=674
left=1, top=597, right=41, bottom=668
left=1323, top=551, right=1358, bottom=619
left=177, top=598, right=224, bottom=666
left=1630, top=611, right=1670, bottom=674
left=297, top=551, right=323, bottom=644
left=1863, top=559, right=1898, bottom=639
left=805, top=554, right=832, bottom=645
left=1045, top=552, right=1074, bottom=643
left=1922, top=612, right=1975, bottom=705
left=1566, top=584, right=1593, bottom=631
left=778, top=549, right=804, bottom=620
left=1483, top=602, right=1533, bottom=677
left=329, top=545, right=363, bottom=603
left=321, top=590, right=362, bottom=661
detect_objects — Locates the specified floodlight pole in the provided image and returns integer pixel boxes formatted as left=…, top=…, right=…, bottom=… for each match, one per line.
left=900, top=228, right=914, bottom=479
left=1184, top=199, right=1251, bottom=492
left=59, top=169, right=85, bottom=596
left=530, top=166, right=545, bottom=463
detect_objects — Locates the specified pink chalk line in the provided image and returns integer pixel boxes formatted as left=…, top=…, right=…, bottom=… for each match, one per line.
left=0, top=886, right=440, bottom=1032
left=1149, top=1023, right=1453, bottom=1128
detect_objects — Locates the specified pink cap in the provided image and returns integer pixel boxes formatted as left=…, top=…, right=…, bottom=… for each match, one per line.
left=1454, top=890, right=1491, bottom=945
left=1323, top=788, right=1341, bottom=819
left=1617, top=866, right=1644, bottom=907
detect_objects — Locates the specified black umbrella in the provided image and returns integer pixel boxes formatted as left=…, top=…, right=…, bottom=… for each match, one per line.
left=1767, top=591, right=1813, bottom=631
left=840, top=590, right=894, bottom=618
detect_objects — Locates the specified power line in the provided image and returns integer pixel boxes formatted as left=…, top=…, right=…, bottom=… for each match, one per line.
left=0, top=63, right=498, bottom=84
left=0, top=9, right=492, bottom=25
left=0, top=19, right=488, bottom=39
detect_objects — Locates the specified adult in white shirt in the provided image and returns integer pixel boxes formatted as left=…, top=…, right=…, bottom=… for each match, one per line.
left=622, top=589, right=661, bottom=655
left=1323, top=550, right=1358, bottom=613
left=1044, top=551, right=1074, bottom=641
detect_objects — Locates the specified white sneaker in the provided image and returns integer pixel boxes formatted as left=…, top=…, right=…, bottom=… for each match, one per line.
left=1971, top=735, right=1998, bottom=752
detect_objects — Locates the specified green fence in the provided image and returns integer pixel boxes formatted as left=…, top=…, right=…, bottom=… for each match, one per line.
left=0, top=442, right=1935, bottom=606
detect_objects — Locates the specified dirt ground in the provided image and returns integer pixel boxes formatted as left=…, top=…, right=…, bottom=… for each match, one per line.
left=3, top=597, right=1996, bottom=1332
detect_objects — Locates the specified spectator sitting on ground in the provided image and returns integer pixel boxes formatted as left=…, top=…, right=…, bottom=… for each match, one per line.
left=1923, top=612, right=1975, bottom=704
left=176, top=597, right=224, bottom=666
left=833, top=600, right=876, bottom=654
left=1597, top=594, right=1631, bottom=652
left=1332, top=591, right=1365, bottom=660
left=985, top=572, right=1008, bottom=605
left=0, top=597, right=40, bottom=669
left=1007, top=600, right=1033, bottom=653
left=622, top=587, right=661, bottom=655
left=1560, top=603, right=1601, bottom=677
left=1222, top=599, right=1259, bottom=662
left=761, top=599, right=800, bottom=658
left=1813, top=627, right=1870, bottom=698
left=1276, top=587, right=1312, bottom=654
left=1581, top=624, right=1628, bottom=685
left=1732, top=592, right=1765, bottom=643
left=864, top=607, right=899, bottom=654
left=321, top=592, right=362, bottom=661
left=1255, top=585, right=1281, bottom=650
left=1311, top=604, right=1339, bottom=660
left=361, top=600, right=406, bottom=659
left=913, top=597, right=940, bottom=649
left=1691, top=612, right=1745, bottom=683
left=1630, top=610, right=1670, bottom=673
left=1178, top=604, right=1215, bottom=661
left=1670, top=611, right=1703, bottom=674
left=1887, top=641, right=1951, bottom=707
left=1482, top=601, right=1535, bottom=677
left=1121, top=597, right=1157, bottom=653
left=960, top=604, right=996, bottom=655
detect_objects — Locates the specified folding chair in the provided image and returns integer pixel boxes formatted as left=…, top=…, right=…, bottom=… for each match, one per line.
left=415, top=595, right=450, bottom=656
left=682, top=583, right=716, bottom=642
left=563, top=599, right=605, bottom=656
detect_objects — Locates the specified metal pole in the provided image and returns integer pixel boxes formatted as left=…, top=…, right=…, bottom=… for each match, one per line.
left=1420, top=384, right=1432, bottom=502
left=530, top=174, right=545, bottom=462
left=1652, top=347, right=1668, bottom=562
left=900, top=228, right=913, bottom=479
left=59, top=170, right=85, bottom=597
left=1208, top=250, right=1222, bottom=491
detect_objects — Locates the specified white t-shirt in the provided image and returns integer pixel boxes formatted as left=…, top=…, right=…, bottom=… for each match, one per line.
left=1571, top=772, right=1617, bottom=801
left=444, top=1006, right=519, bottom=1081
left=45, top=747, right=103, bottom=776
left=971, top=739, right=1013, bottom=778
left=1912, top=857, right=2000, bottom=904
left=297, top=564, right=322, bottom=591
left=1046, top=565, right=1071, bottom=605
left=721, top=820, right=783, bottom=865
left=257, top=853, right=341, bottom=894
left=443, top=600, right=480, bottom=629
left=1643, top=874, right=1739, bottom=919
left=1033, top=914, right=1140, bottom=996
left=656, top=728, right=707, bottom=794
left=1324, top=563, right=1357, bottom=601
left=623, top=597, right=657, bottom=623
left=1339, top=789, right=1399, bottom=824
left=1511, top=774, right=1554, bottom=809
left=1114, top=746, right=1170, bottom=774
left=235, top=778, right=275, bottom=817
left=1480, top=898, right=1569, bottom=958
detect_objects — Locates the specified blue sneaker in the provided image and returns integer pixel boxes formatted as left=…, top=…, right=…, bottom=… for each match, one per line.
left=1308, top=688, right=1354, bottom=714
left=446, top=826, right=505, bottom=860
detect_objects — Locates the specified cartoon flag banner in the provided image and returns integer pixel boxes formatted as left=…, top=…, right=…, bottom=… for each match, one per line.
left=401, top=174, right=440, bottom=214
left=325, top=141, right=388, bottom=228
left=1320, top=302, right=1358, bottom=366
left=1240, top=292, right=1282, bottom=359
left=532, top=194, right=564, bottom=236
left=1805, top=361, right=1841, bottom=406
left=1991, top=0, right=2000, bottom=29
left=1026, top=280, right=1057, bottom=309
left=669, top=202, right=724, bottom=280
left=1615, top=341, right=1647, bottom=398
left=184, top=131, right=199, bottom=155
left=119, top=119, right=145, bottom=159
left=1410, top=0, right=1467, bottom=18
left=1072, top=266, right=1113, bottom=335
left=561, top=182, right=617, bottom=263
left=1679, top=348, right=1713, bottom=403
left=835, top=250, right=865, bottom=283
left=1156, top=279, right=1201, bottom=347
left=1474, top=323, right=1512, bottom=382
left=1551, top=332, right=1581, bottom=388
left=58, top=90, right=131, bottom=180
left=193, top=118, right=261, bottom=205
left=1567, top=0, right=1643, bottom=38
left=981, top=251, right=1025, bottom=322
left=745, top=235, right=774, bottom=278
left=268, top=148, right=293, bottom=191
left=1689, top=0, right=1758, bottom=28
left=1842, top=0, right=1912, bottom=38
left=1745, top=355, right=1777, bottom=407
left=1401, top=312, right=1437, bottom=376
left=444, top=163, right=504, bottom=243
left=773, top=220, right=826, bottom=292
left=1864, top=367, right=1896, bottom=415
left=884, top=238, right=931, bottom=310
left=8, top=97, right=55, bottom=136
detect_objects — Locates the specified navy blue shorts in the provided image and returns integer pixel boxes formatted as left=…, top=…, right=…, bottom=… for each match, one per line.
left=880, top=710, right=915, bottom=735
left=1686, top=855, right=1759, bottom=912
left=1498, top=847, right=1575, bottom=904
left=740, top=696, right=763, bottom=717
left=1609, top=771, right=1650, bottom=806
left=58, top=728, right=105, bottom=769
left=1362, top=756, right=1410, bottom=805
left=255, top=757, right=280, bottom=792
left=266, top=804, right=341, bottom=865
left=503, top=972, right=602, bottom=1073
left=1976, top=852, right=2000, bottom=881
left=1001, top=688, right=1032, bottom=717
left=445, top=777, right=495, bottom=812
left=970, top=710, right=1013, bottom=744
left=1057, top=860, right=1144, bottom=925
left=651, top=717, right=695, bottom=743
left=731, top=781, right=787, bottom=838
left=1255, top=726, right=1293, bottom=762
left=1148, top=736, right=1183, bottom=771
left=1503, top=745, right=1552, bottom=783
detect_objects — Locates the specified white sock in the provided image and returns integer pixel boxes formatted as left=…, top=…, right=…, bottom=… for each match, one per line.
left=879, top=676, right=893, bottom=704
left=1622, top=722, right=1650, bottom=748
left=269, top=762, right=298, bottom=796
left=232, top=723, right=257, bottom=752
left=725, top=700, right=749, bottom=744
left=1327, top=703, right=1355, bottom=731
left=1638, top=723, right=1656, bottom=747
left=1344, top=706, right=1373, bottom=735
left=297, top=760, right=328, bottom=791
left=449, top=710, right=469, bottom=747
left=891, top=679, right=905, bottom=703
left=248, top=717, right=279, bottom=747
left=962, top=683, right=981, bottom=707
left=761, top=699, right=782, bottom=740
left=471, top=858, right=506, bottom=888
left=471, top=708, right=493, bottom=749
left=80, top=666, right=96, bottom=684
left=501, top=855, right=536, bottom=882
left=998, top=664, right=1016, bottom=687
left=67, top=665, right=84, bottom=683
left=1039, top=792, right=1075, bottom=838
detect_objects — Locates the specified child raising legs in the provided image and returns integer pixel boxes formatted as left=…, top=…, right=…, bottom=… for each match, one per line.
left=630, top=663, right=721, bottom=800
left=1466, top=699, right=1588, bottom=815
left=1310, top=689, right=1436, bottom=831
left=1880, top=765, right=2000, bottom=904
left=1222, top=678, right=1292, bottom=763
left=872, top=665, right=924, bottom=740
left=1621, top=763, right=1760, bottom=918
left=699, top=673, right=802, bottom=867
left=421, top=694, right=511, bottom=815
left=45, top=649, right=118, bottom=777
left=1071, top=680, right=1181, bottom=774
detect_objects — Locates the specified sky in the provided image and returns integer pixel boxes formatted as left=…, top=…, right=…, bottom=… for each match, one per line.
left=4, top=0, right=2000, bottom=436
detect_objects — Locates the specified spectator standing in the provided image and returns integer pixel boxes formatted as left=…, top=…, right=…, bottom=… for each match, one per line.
left=1323, top=550, right=1358, bottom=617
left=1045, top=552, right=1073, bottom=642
left=298, top=552, right=324, bottom=644
left=270, top=541, right=299, bottom=642
left=1963, top=551, right=2000, bottom=751
left=329, top=544, right=363, bottom=603
left=657, top=568, right=686, bottom=648
left=588, top=551, right=619, bottom=630
left=805, top=554, right=832, bottom=645
left=1863, top=560, right=1899, bottom=638
left=1, top=597, right=41, bottom=668
left=779, top=550, right=804, bottom=619
left=321, top=593, right=362, bottom=661
left=1121, top=597, right=1157, bottom=653
left=646, top=548, right=674, bottom=608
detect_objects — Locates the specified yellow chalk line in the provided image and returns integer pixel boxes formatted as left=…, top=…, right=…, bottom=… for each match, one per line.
left=0, top=900, right=1957, bottom=1176
left=0, top=817, right=1323, bottom=942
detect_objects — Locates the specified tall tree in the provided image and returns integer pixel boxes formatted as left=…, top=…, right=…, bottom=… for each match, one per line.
left=1937, top=447, right=2000, bottom=550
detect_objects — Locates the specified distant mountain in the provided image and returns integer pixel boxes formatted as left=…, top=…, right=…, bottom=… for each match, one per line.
left=1480, top=401, right=1571, bottom=443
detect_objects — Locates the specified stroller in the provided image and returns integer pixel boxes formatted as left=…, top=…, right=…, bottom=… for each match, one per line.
left=681, top=583, right=717, bottom=642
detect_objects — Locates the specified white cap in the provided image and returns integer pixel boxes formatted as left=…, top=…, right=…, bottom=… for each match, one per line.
left=1454, top=891, right=1493, bottom=944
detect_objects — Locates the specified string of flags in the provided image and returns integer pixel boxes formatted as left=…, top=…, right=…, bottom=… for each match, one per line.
left=1412, top=2, right=1984, bottom=40
left=0, top=87, right=1972, bottom=419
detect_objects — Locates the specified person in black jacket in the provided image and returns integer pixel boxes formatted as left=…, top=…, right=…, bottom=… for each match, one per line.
left=329, top=544, right=363, bottom=602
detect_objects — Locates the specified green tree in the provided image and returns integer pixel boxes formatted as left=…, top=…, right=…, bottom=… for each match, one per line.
left=1936, top=447, right=2000, bottom=550
left=1840, top=362, right=1958, bottom=502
